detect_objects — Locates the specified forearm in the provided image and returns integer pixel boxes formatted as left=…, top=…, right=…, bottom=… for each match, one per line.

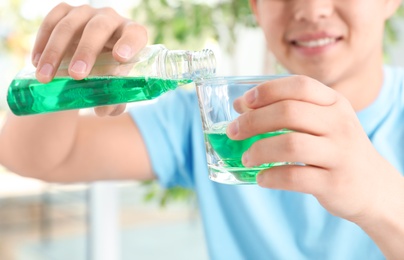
left=355, top=171, right=404, bottom=260
left=0, top=111, right=80, bottom=179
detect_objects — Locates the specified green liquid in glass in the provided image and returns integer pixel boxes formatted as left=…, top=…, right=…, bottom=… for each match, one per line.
left=7, top=76, right=192, bottom=116
left=205, top=122, right=291, bottom=183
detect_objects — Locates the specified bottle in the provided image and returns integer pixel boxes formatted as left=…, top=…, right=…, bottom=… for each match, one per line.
left=7, top=44, right=216, bottom=116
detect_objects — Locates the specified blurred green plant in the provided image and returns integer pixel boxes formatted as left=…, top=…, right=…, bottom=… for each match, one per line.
left=131, top=0, right=255, bottom=53
left=141, top=180, right=196, bottom=208
left=385, top=5, right=404, bottom=56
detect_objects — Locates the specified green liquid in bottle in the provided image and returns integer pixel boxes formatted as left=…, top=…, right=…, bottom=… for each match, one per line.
left=7, top=76, right=192, bottom=116
left=205, top=122, right=291, bottom=183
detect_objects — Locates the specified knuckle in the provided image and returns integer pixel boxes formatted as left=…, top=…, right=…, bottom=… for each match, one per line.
left=124, top=23, right=149, bottom=48
left=59, top=2, right=71, bottom=8
left=256, top=83, right=271, bottom=100
left=42, top=47, right=62, bottom=62
left=100, top=7, right=118, bottom=17
left=250, top=139, right=268, bottom=162
left=41, top=3, right=73, bottom=33
left=279, top=101, right=298, bottom=123
left=55, top=19, right=75, bottom=34
left=339, top=118, right=358, bottom=138
left=293, top=74, right=311, bottom=87
left=131, top=23, right=148, bottom=39
left=54, top=2, right=72, bottom=11
left=283, top=166, right=299, bottom=178
left=241, top=111, right=259, bottom=134
left=73, top=4, right=94, bottom=17
left=334, top=96, right=359, bottom=135
left=283, top=167, right=303, bottom=186
left=292, top=75, right=313, bottom=96
left=78, top=4, right=92, bottom=11
left=75, top=44, right=95, bottom=59
left=336, top=94, right=352, bottom=110
left=282, top=134, right=300, bottom=155
left=87, top=15, right=116, bottom=32
left=40, top=21, right=54, bottom=34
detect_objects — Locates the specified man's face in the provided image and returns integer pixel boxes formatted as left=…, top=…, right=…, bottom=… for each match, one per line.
left=250, top=0, right=399, bottom=87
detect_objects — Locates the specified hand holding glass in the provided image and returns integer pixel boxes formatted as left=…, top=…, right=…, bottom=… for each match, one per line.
left=196, top=76, right=292, bottom=185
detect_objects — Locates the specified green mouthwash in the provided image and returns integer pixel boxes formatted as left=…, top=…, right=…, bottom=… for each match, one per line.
left=7, top=76, right=191, bottom=115
left=205, top=122, right=291, bottom=183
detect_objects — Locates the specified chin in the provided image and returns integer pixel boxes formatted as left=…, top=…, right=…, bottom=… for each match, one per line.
left=287, top=64, right=339, bottom=86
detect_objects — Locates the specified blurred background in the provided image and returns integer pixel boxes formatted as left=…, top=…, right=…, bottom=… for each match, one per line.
left=1, top=0, right=404, bottom=259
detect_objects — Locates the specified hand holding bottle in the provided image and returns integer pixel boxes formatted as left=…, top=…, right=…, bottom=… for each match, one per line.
left=32, top=3, right=148, bottom=116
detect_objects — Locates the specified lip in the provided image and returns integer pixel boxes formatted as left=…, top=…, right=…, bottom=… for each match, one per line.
left=288, top=32, right=343, bottom=56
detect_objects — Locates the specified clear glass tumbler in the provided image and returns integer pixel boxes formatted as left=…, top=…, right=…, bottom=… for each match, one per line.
left=196, top=76, right=292, bottom=185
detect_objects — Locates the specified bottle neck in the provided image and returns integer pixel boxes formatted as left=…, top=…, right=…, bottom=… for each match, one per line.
left=159, top=49, right=216, bottom=80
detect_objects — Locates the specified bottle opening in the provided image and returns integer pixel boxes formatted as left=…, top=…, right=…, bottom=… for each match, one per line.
left=190, top=49, right=216, bottom=80
left=164, top=49, right=216, bottom=80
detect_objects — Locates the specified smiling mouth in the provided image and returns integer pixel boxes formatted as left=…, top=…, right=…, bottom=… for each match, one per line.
left=291, top=37, right=343, bottom=48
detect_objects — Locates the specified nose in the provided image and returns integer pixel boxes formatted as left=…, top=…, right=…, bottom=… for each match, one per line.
left=293, top=0, right=334, bottom=22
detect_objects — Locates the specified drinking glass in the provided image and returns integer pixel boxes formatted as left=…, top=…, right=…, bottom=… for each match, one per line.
left=196, top=76, right=292, bottom=185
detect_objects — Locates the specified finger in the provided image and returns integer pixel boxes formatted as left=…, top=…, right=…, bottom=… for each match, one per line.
left=32, top=2, right=73, bottom=67
left=109, top=104, right=127, bottom=116
left=35, top=5, right=97, bottom=82
left=233, top=98, right=252, bottom=114
left=94, top=105, right=117, bottom=117
left=68, top=9, right=123, bottom=79
left=242, top=132, right=336, bottom=169
left=235, top=75, right=338, bottom=112
left=112, top=22, right=148, bottom=63
left=257, top=165, right=329, bottom=195
left=227, top=100, right=334, bottom=140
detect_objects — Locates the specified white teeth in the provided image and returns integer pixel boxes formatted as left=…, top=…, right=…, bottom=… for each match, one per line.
left=295, top=37, right=337, bottom=47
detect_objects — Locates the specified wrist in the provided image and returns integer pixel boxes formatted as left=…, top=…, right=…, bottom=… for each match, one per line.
left=353, top=173, right=404, bottom=259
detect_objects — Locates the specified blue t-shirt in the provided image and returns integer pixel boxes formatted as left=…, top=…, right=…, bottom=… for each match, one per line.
left=129, top=66, right=404, bottom=260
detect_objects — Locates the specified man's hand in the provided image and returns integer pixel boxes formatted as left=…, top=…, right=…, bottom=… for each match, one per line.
left=32, top=3, right=148, bottom=116
left=227, top=75, right=404, bottom=224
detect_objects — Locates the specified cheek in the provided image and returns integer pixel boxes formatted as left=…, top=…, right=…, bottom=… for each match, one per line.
left=259, top=17, right=286, bottom=50
left=341, top=4, right=385, bottom=38
left=256, top=5, right=290, bottom=51
left=346, top=14, right=385, bottom=50
left=255, top=1, right=291, bottom=42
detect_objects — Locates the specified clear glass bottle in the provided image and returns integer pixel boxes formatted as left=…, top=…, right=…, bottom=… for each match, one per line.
left=7, top=44, right=216, bottom=116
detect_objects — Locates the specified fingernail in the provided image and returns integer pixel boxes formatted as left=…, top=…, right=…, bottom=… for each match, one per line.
left=242, top=150, right=249, bottom=165
left=71, top=60, right=87, bottom=74
left=116, top=44, right=132, bottom=59
left=227, top=120, right=239, bottom=136
left=244, top=88, right=257, bottom=104
left=256, top=172, right=264, bottom=184
left=39, top=63, right=54, bottom=78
